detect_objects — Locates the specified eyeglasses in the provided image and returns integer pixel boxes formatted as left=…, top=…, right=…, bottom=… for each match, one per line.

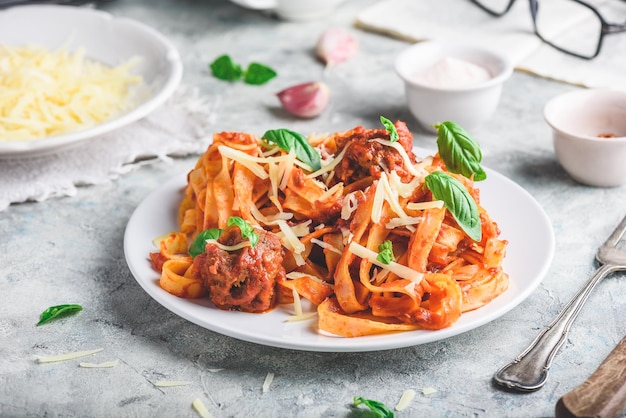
left=469, top=0, right=626, bottom=59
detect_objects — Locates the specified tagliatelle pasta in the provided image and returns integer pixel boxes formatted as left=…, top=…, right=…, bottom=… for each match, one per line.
left=149, top=120, right=509, bottom=337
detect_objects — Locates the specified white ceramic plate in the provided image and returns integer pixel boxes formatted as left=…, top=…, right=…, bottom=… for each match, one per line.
left=0, top=5, right=183, bottom=158
left=124, top=150, right=555, bottom=352
left=228, top=0, right=275, bottom=10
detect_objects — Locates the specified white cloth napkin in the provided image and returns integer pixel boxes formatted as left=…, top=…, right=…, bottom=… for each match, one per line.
left=0, top=86, right=214, bottom=212
left=356, top=0, right=626, bottom=90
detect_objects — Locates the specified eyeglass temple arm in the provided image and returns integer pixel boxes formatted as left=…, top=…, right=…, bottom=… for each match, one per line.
left=604, top=22, right=626, bottom=34
left=605, top=0, right=626, bottom=33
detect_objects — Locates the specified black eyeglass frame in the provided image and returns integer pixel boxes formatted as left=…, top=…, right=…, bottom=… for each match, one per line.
left=470, top=0, right=626, bottom=59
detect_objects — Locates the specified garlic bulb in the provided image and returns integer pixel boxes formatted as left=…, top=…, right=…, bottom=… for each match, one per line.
left=277, top=82, right=330, bottom=118
left=316, top=27, right=358, bottom=66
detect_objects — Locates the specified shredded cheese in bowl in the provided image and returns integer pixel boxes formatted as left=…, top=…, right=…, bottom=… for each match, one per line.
left=0, top=44, right=144, bottom=142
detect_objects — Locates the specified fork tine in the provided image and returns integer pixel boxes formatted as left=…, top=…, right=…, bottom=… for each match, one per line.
left=603, top=214, right=626, bottom=248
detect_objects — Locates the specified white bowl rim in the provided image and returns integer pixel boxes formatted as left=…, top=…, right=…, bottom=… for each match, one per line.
left=543, top=88, right=626, bottom=142
left=0, top=4, right=184, bottom=158
left=394, top=40, right=514, bottom=93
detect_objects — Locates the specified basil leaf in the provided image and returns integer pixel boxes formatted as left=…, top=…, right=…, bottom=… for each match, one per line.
left=37, top=304, right=82, bottom=326
left=262, top=128, right=322, bottom=171
left=189, top=228, right=223, bottom=258
left=243, top=62, right=277, bottom=85
left=435, top=121, right=486, bottom=181
left=425, top=172, right=482, bottom=242
left=376, top=240, right=395, bottom=265
left=353, top=397, right=395, bottom=418
left=209, top=55, right=243, bottom=81
left=227, top=216, right=259, bottom=247
left=380, top=115, right=399, bottom=143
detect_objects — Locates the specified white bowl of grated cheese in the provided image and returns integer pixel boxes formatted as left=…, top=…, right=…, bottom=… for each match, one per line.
left=0, top=5, right=183, bottom=158
left=395, top=40, right=512, bottom=133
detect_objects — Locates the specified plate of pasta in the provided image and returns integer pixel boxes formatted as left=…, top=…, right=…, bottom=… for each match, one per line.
left=124, top=119, right=554, bottom=352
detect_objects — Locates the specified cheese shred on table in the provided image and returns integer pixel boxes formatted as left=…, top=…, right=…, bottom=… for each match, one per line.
left=0, top=44, right=143, bottom=142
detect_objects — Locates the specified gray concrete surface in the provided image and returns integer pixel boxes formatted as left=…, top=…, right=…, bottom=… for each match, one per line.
left=1, top=0, right=625, bottom=417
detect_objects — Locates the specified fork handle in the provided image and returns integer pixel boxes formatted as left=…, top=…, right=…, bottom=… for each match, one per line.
left=555, top=336, right=626, bottom=418
left=493, top=263, right=616, bottom=392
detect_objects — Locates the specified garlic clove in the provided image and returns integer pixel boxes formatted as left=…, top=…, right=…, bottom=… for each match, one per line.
left=316, top=27, right=358, bottom=67
left=277, top=82, right=330, bottom=118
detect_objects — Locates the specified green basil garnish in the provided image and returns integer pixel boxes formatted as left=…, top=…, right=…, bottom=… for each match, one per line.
left=435, top=121, right=486, bottom=181
left=243, top=62, right=277, bottom=85
left=353, top=397, right=395, bottom=418
left=227, top=216, right=259, bottom=248
left=262, top=128, right=322, bottom=171
left=376, top=240, right=395, bottom=265
left=380, top=115, right=399, bottom=143
left=189, top=228, right=223, bottom=258
left=209, top=55, right=276, bottom=85
left=425, top=171, right=482, bottom=242
left=209, top=55, right=243, bottom=82
left=37, top=304, right=83, bottom=326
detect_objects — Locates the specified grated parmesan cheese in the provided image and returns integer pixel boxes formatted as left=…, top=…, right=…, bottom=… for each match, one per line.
left=292, top=288, right=303, bottom=317
left=422, top=387, right=437, bottom=395
left=275, top=219, right=306, bottom=255
left=192, top=398, right=214, bottom=418
left=79, top=359, right=119, bottom=368
left=388, top=171, right=422, bottom=198
left=341, top=192, right=359, bottom=220
left=317, top=182, right=342, bottom=201
left=217, top=145, right=268, bottom=179
left=0, top=44, right=143, bottom=141
left=154, top=380, right=193, bottom=387
left=406, top=201, right=444, bottom=210
left=262, top=372, right=275, bottom=393
left=285, top=272, right=326, bottom=285
left=371, top=172, right=409, bottom=223
left=204, top=239, right=251, bottom=252
left=395, top=389, right=416, bottom=411
left=310, top=237, right=342, bottom=255
left=284, top=312, right=318, bottom=322
left=371, top=138, right=423, bottom=177
left=386, top=216, right=422, bottom=229
left=306, top=145, right=349, bottom=179
left=36, top=348, right=103, bottom=363
left=348, top=242, right=424, bottom=284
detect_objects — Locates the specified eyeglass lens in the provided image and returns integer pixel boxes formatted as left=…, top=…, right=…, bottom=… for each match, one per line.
left=534, top=0, right=602, bottom=58
left=473, top=0, right=603, bottom=58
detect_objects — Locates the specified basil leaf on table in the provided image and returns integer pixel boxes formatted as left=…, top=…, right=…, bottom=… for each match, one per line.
left=189, top=228, right=223, bottom=258
left=262, top=128, right=322, bottom=171
left=209, top=55, right=243, bottom=81
left=227, top=216, right=259, bottom=248
left=243, top=62, right=277, bottom=85
left=37, top=304, right=83, bottom=326
left=435, top=121, right=486, bottom=181
left=353, top=397, right=395, bottom=418
left=425, top=171, right=482, bottom=242
left=209, top=55, right=276, bottom=85
left=380, top=115, right=399, bottom=143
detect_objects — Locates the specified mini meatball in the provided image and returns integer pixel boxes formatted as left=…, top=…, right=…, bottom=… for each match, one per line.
left=193, top=226, right=285, bottom=313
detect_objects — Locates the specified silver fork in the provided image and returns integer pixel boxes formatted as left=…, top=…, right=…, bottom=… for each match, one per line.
left=493, top=214, right=626, bottom=392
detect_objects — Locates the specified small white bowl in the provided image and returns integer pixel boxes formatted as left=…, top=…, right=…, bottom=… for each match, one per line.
left=0, top=5, right=183, bottom=158
left=229, top=0, right=344, bottom=21
left=544, top=88, right=626, bottom=187
left=395, top=40, right=513, bottom=133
